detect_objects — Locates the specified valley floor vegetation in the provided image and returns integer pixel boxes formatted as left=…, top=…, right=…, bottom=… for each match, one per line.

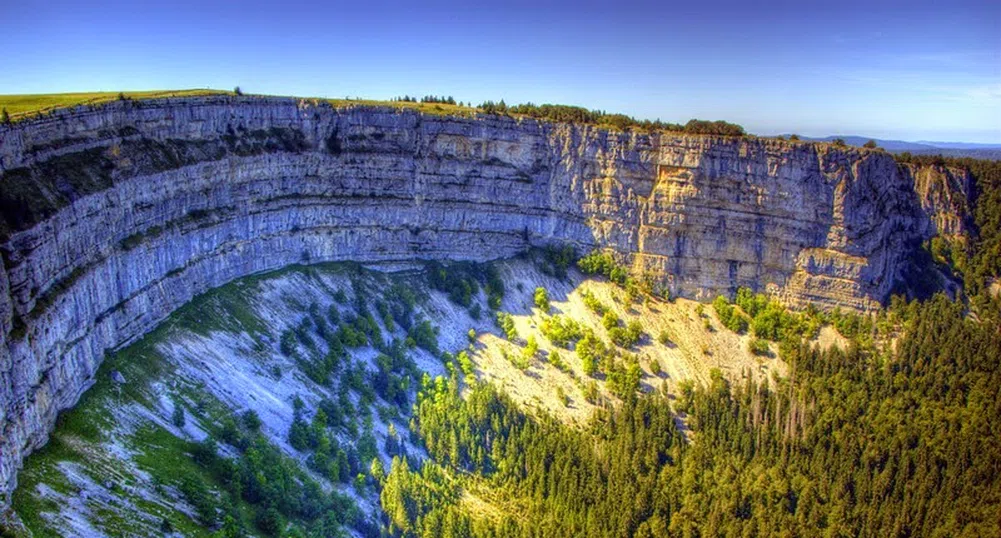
left=372, top=234, right=1001, bottom=537
left=384, top=292, right=1000, bottom=537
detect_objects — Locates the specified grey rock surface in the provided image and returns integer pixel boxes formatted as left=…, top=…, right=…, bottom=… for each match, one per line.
left=0, top=96, right=970, bottom=504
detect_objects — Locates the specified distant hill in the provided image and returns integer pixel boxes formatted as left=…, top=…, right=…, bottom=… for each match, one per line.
left=787, top=135, right=1001, bottom=160
left=914, top=141, right=1001, bottom=150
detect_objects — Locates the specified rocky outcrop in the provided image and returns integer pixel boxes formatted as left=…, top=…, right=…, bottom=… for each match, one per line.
left=0, top=96, right=970, bottom=504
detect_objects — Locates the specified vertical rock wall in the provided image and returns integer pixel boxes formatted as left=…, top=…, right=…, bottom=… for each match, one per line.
left=0, top=96, right=970, bottom=503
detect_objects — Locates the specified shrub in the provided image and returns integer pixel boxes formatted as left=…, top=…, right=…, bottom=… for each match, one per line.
left=676, top=380, right=696, bottom=413
left=609, top=320, right=643, bottom=348
left=751, top=304, right=792, bottom=341
left=502, top=347, right=530, bottom=370
left=539, top=315, right=583, bottom=348
left=523, top=335, right=539, bottom=362
left=338, top=322, right=367, bottom=348
left=749, top=338, right=770, bottom=356
left=828, top=307, right=874, bottom=342
left=491, top=101, right=662, bottom=132
left=255, top=506, right=283, bottom=536
left=659, top=286, right=672, bottom=302
left=178, top=475, right=218, bottom=525
left=606, top=356, right=642, bottom=399
left=1, top=108, right=9, bottom=124
left=426, top=261, right=480, bottom=307
left=602, top=311, right=620, bottom=330
left=495, top=311, right=518, bottom=341
left=295, top=319, right=316, bottom=350
left=279, top=329, right=297, bottom=357
left=658, top=329, right=674, bottom=346
left=578, top=250, right=629, bottom=286
left=456, top=350, right=475, bottom=378
left=171, top=400, right=185, bottom=428
left=241, top=409, right=262, bottom=432
left=534, top=287, right=551, bottom=312
left=485, top=267, right=505, bottom=310
left=234, top=86, right=243, bottom=96
left=191, top=437, right=218, bottom=467
left=713, top=295, right=749, bottom=333
left=409, top=319, right=439, bottom=354
left=556, top=386, right=569, bottom=406
left=581, top=290, right=608, bottom=315
left=727, top=311, right=749, bottom=333
left=735, top=287, right=765, bottom=317
left=549, top=350, right=570, bottom=372
left=369, top=457, right=385, bottom=484
left=627, top=320, right=643, bottom=338
left=289, top=415, right=312, bottom=451
left=577, top=330, right=607, bottom=376
left=539, top=244, right=576, bottom=278
left=219, top=416, right=245, bottom=449
left=713, top=295, right=732, bottom=318
left=682, top=119, right=745, bottom=137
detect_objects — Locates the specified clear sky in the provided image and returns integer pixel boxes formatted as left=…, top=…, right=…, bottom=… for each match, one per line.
left=3, top=0, right=999, bottom=143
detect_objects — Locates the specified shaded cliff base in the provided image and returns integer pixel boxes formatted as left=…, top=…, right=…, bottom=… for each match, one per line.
left=0, top=255, right=863, bottom=537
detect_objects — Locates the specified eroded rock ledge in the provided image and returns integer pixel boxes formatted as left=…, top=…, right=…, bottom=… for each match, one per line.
left=0, top=96, right=970, bottom=503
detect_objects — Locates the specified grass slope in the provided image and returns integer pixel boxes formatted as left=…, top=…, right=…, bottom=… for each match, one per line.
left=0, top=90, right=480, bottom=124
left=0, top=89, right=229, bottom=121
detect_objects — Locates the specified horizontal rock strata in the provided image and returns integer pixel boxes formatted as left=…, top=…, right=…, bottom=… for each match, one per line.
left=0, top=96, right=970, bottom=503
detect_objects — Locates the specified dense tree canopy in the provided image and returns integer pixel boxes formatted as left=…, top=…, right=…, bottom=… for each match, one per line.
left=383, top=291, right=1001, bottom=537
left=477, top=101, right=746, bottom=136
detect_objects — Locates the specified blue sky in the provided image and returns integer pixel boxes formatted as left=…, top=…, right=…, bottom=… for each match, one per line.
left=3, top=0, right=999, bottom=142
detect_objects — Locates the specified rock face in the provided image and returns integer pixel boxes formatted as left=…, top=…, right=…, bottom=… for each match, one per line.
left=0, top=96, right=970, bottom=504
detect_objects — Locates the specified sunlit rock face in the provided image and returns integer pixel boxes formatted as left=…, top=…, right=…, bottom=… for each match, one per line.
left=0, top=96, right=969, bottom=503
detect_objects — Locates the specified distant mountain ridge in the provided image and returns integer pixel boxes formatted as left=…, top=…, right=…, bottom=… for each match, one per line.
left=787, top=135, right=1001, bottom=160
left=913, top=141, right=1001, bottom=150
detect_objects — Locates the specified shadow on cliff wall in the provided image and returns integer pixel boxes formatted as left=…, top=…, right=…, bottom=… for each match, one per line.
left=889, top=165, right=970, bottom=303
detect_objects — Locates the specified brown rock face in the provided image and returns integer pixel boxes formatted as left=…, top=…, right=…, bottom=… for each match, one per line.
left=0, top=96, right=970, bottom=503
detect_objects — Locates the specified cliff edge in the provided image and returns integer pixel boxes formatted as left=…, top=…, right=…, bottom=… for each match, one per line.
left=0, top=95, right=970, bottom=504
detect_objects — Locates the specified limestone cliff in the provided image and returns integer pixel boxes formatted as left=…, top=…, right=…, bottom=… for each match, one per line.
left=0, top=95, right=970, bottom=504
